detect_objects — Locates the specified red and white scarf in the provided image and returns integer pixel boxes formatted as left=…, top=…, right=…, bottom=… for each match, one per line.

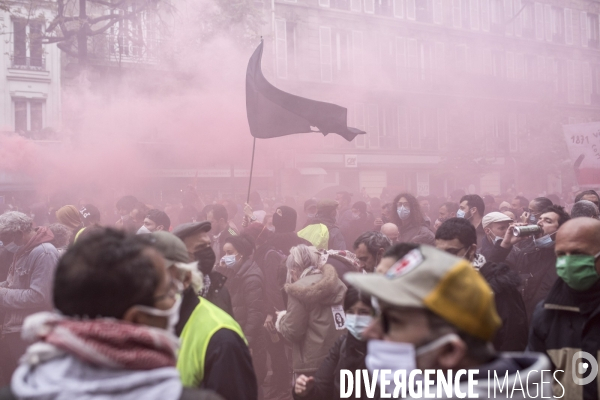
left=21, top=312, right=179, bottom=370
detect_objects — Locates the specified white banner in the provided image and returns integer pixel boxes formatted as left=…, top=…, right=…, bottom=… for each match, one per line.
left=562, top=122, right=600, bottom=187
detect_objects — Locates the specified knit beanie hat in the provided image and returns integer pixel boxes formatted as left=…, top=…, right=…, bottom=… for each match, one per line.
left=273, top=206, right=297, bottom=233
left=56, top=205, right=82, bottom=230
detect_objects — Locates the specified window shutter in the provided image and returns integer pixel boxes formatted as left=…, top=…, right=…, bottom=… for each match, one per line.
left=564, top=9, right=573, bottom=44
left=275, top=19, right=288, bottom=79
left=393, top=0, right=404, bottom=17
left=515, top=53, right=524, bottom=79
left=544, top=4, right=552, bottom=42
left=567, top=60, right=575, bottom=104
left=505, top=0, right=514, bottom=35
left=514, top=0, right=522, bottom=36
left=481, top=0, right=490, bottom=32
left=453, top=0, right=462, bottom=28
left=406, top=0, right=416, bottom=20
left=471, top=0, right=480, bottom=30
left=352, top=31, right=364, bottom=83
left=535, top=3, right=544, bottom=40
left=506, top=52, right=515, bottom=80
left=354, top=104, right=366, bottom=148
left=396, top=37, right=406, bottom=80
left=433, top=0, right=443, bottom=24
left=319, top=27, right=332, bottom=82
left=583, top=62, right=592, bottom=105
left=367, top=104, right=379, bottom=148
left=581, top=11, right=588, bottom=47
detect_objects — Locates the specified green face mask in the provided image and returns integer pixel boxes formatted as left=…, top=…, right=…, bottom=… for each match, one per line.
left=556, top=251, right=600, bottom=291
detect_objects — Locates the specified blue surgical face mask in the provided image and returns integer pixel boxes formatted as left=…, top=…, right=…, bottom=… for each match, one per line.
left=534, top=233, right=555, bottom=248
left=345, top=314, right=373, bottom=340
left=221, top=254, right=237, bottom=267
left=528, top=214, right=538, bottom=224
left=456, top=209, right=466, bottom=218
left=397, top=206, right=410, bottom=220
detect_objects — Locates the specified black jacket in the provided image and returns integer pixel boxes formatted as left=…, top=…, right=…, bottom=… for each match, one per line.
left=225, top=259, right=266, bottom=349
left=255, top=234, right=311, bottom=317
left=292, top=333, right=368, bottom=400
left=479, top=261, right=528, bottom=351
left=528, top=278, right=600, bottom=400
left=342, top=214, right=375, bottom=249
left=486, top=240, right=557, bottom=322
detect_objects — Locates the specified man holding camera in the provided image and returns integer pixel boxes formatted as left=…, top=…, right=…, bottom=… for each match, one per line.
left=487, top=204, right=570, bottom=323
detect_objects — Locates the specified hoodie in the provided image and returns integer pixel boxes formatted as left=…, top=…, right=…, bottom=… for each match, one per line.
left=277, top=264, right=347, bottom=374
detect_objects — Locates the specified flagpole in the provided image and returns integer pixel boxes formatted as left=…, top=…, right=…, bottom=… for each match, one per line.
left=246, top=137, right=257, bottom=203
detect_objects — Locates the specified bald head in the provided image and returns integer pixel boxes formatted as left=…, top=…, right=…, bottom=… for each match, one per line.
left=556, top=218, right=600, bottom=264
left=381, top=223, right=399, bottom=242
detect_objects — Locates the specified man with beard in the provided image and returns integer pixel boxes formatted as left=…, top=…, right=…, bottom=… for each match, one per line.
left=458, top=194, right=485, bottom=247
left=353, top=232, right=392, bottom=273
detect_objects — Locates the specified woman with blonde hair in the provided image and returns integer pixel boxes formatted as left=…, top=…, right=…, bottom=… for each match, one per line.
left=276, top=244, right=347, bottom=379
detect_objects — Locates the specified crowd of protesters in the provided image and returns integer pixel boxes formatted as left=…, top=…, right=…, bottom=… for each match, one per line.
left=0, top=186, right=599, bottom=400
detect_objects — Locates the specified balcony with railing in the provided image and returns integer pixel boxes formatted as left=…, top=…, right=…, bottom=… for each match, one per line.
left=9, top=55, right=46, bottom=71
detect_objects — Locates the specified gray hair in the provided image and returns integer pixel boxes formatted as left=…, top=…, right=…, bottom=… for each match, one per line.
left=353, top=231, right=392, bottom=257
left=286, top=244, right=320, bottom=282
left=571, top=200, right=599, bottom=219
left=48, top=223, right=72, bottom=249
left=0, top=211, right=33, bottom=235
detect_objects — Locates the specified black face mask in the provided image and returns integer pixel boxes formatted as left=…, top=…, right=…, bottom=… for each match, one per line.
left=194, top=246, right=216, bottom=276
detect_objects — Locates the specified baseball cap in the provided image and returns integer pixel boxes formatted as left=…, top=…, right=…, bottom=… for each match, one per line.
left=482, top=212, right=513, bottom=229
left=344, top=245, right=501, bottom=341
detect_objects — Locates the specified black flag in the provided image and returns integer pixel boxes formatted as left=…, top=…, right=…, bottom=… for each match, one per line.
left=246, top=40, right=366, bottom=142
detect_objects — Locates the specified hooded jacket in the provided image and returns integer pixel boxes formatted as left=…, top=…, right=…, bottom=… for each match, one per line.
left=225, top=258, right=266, bottom=349
left=528, top=278, right=600, bottom=400
left=278, top=264, right=347, bottom=374
left=0, top=228, right=59, bottom=335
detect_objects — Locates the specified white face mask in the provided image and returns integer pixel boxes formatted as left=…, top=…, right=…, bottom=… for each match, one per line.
left=137, top=225, right=152, bottom=235
left=365, top=333, right=460, bottom=377
left=3, top=242, right=22, bottom=253
left=345, top=314, right=373, bottom=340
left=134, top=295, right=182, bottom=334
left=534, top=233, right=554, bottom=248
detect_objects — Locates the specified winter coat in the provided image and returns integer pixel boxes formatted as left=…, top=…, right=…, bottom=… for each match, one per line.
left=396, top=220, right=434, bottom=245
left=306, top=215, right=347, bottom=250
left=225, top=259, right=266, bottom=350
left=292, top=333, right=368, bottom=400
left=486, top=240, right=557, bottom=322
left=479, top=261, right=528, bottom=351
left=278, top=264, right=347, bottom=374
left=342, top=214, right=375, bottom=249
left=528, top=278, right=600, bottom=400
left=0, top=242, right=59, bottom=335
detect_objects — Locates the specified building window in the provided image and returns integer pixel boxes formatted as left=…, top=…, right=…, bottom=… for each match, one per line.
left=12, top=19, right=44, bottom=69
left=490, top=0, right=504, bottom=33
left=331, top=0, right=351, bottom=10
left=13, top=99, right=44, bottom=133
left=520, top=2, right=535, bottom=38
left=415, top=0, right=433, bottom=23
left=380, top=106, right=397, bottom=149
left=550, top=6, right=565, bottom=43
left=319, top=27, right=333, bottom=82
left=581, top=12, right=600, bottom=48
left=375, top=0, right=394, bottom=16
